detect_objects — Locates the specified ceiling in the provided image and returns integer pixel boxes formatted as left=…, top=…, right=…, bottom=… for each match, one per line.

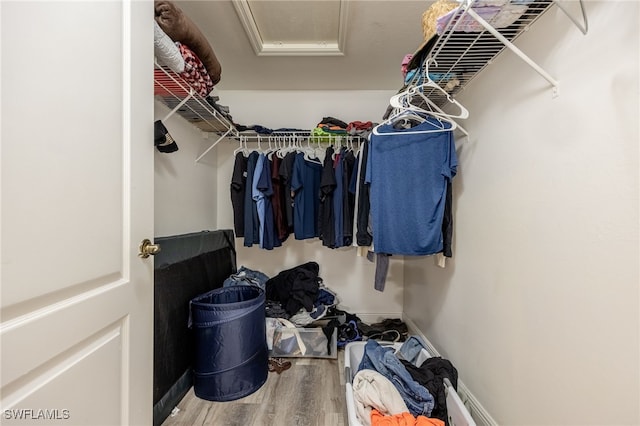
left=176, top=0, right=433, bottom=91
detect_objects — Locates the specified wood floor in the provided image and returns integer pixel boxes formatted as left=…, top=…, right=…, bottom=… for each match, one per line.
left=161, top=354, right=348, bottom=426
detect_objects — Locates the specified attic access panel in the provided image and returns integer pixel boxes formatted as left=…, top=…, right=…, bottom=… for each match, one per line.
left=233, top=0, right=348, bottom=56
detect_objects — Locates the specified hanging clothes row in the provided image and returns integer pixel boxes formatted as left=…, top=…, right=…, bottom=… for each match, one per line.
left=229, top=86, right=462, bottom=267
left=230, top=127, right=372, bottom=251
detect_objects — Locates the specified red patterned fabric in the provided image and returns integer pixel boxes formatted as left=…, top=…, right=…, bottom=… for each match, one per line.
left=154, top=68, right=190, bottom=97
left=177, top=42, right=214, bottom=97
left=154, top=42, right=214, bottom=98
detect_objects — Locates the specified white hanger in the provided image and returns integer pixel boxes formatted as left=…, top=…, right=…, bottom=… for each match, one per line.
left=232, top=136, right=244, bottom=156
left=331, top=136, right=342, bottom=160
left=278, top=134, right=297, bottom=158
left=373, top=58, right=467, bottom=136
left=313, top=134, right=325, bottom=160
left=373, top=111, right=455, bottom=136
left=267, top=136, right=276, bottom=160
left=375, top=100, right=454, bottom=136
left=303, top=137, right=322, bottom=165
left=408, top=58, right=469, bottom=120
left=276, top=136, right=287, bottom=158
left=233, top=135, right=250, bottom=156
left=256, top=134, right=264, bottom=153
left=407, top=86, right=468, bottom=120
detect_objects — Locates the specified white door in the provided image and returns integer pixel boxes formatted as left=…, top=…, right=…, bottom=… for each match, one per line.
left=1, top=2, right=153, bottom=425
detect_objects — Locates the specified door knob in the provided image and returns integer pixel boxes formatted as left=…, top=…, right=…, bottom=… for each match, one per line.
left=138, top=239, right=160, bottom=258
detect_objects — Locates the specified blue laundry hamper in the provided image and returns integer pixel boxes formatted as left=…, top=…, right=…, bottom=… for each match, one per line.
left=190, top=286, right=268, bottom=401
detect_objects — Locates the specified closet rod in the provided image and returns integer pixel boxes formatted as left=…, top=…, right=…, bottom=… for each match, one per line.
left=230, top=133, right=367, bottom=142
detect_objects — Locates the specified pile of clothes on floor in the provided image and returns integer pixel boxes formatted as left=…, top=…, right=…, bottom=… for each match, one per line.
left=221, top=261, right=415, bottom=361
left=331, top=314, right=410, bottom=348
left=354, top=337, right=458, bottom=426
left=222, top=262, right=339, bottom=359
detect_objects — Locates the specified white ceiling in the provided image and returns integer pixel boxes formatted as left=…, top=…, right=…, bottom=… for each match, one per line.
left=176, top=0, right=433, bottom=90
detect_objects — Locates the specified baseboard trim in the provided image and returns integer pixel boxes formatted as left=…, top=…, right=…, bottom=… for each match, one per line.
left=402, top=316, right=499, bottom=426
left=456, top=380, right=498, bottom=426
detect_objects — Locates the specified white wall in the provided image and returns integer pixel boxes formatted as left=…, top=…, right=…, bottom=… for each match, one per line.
left=404, top=2, right=639, bottom=425
left=213, top=90, right=405, bottom=318
left=154, top=102, right=219, bottom=237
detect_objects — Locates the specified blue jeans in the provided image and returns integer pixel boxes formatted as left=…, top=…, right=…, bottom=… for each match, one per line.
left=357, top=339, right=435, bottom=417
left=397, top=336, right=428, bottom=365
left=223, top=266, right=270, bottom=290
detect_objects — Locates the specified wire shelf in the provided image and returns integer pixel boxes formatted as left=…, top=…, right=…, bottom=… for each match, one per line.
left=154, top=65, right=237, bottom=134
left=415, top=0, right=556, bottom=107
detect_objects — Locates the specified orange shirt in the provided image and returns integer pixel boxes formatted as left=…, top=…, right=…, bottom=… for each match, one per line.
left=370, top=409, right=445, bottom=426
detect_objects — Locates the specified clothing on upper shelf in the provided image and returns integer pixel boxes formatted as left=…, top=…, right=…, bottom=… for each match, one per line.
left=233, top=125, right=309, bottom=134
left=347, top=121, right=374, bottom=135
left=205, top=95, right=234, bottom=123
left=320, top=116, right=349, bottom=129
left=175, top=42, right=214, bottom=97
left=318, top=123, right=348, bottom=135
left=436, top=3, right=528, bottom=34
left=234, top=124, right=274, bottom=134
left=311, top=126, right=338, bottom=142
